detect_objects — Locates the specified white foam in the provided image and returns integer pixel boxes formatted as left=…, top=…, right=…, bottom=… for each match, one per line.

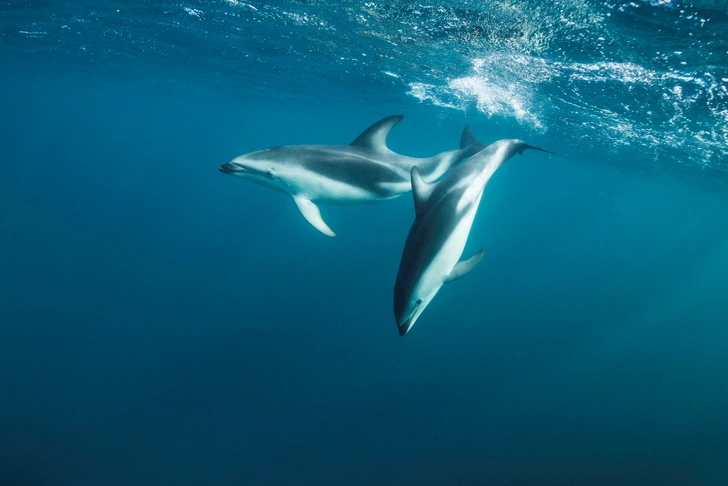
left=407, top=54, right=549, bottom=129
left=18, top=30, right=47, bottom=37
left=183, top=7, right=203, bottom=18
left=405, top=49, right=728, bottom=170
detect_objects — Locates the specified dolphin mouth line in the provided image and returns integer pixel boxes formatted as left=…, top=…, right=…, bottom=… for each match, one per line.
left=219, top=163, right=245, bottom=174
left=398, top=310, right=418, bottom=337
left=398, top=322, right=410, bottom=337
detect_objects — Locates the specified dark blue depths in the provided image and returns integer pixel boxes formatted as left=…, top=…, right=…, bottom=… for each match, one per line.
left=2, top=71, right=728, bottom=486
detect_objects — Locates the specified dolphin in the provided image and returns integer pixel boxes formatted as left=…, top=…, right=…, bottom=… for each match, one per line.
left=393, top=130, right=554, bottom=336
left=219, top=115, right=483, bottom=237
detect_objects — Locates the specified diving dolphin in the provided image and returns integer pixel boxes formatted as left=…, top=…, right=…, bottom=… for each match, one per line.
left=393, top=130, right=554, bottom=336
left=219, top=115, right=482, bottom=237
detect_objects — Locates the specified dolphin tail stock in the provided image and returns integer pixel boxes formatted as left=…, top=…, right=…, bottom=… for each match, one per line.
left=417, top=125, right=488, bottom=183
left=462, top=127, right=556, bottom=157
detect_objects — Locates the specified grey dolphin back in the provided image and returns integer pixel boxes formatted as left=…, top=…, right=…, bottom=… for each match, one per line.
left=349, top=115, right=404, bottom=151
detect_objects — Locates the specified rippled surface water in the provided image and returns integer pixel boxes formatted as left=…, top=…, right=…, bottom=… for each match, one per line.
left=2, top=0, right=727, bottom=176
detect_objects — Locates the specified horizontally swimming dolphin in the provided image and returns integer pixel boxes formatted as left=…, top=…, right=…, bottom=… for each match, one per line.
left=393, top=131, right=554, bottom=336
left=219, top=115, right=483, bottom=237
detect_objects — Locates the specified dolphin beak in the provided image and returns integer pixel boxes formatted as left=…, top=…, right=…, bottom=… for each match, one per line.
left=398, top=320, right=412, bottom=337
left=219, top=163, right=244, bottom=174
left=396, top=297, right=429, bottom=336
left=397, top=309, right=419, bottom=336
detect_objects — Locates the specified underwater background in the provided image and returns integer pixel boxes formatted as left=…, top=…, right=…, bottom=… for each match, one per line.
left=2, top=1, right=728, bottom=485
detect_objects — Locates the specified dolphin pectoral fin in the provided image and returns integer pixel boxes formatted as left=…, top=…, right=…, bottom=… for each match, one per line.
left=411, top=166, right=433, bottom=215
left=293, top=196, right=337, bottom=237
left=349, top=115, right=404, bottom=151
left=444, top=250, right=484, bottom=283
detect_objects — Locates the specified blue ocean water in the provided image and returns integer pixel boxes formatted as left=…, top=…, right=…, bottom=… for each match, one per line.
left=2, top=1, right=728, bottom=485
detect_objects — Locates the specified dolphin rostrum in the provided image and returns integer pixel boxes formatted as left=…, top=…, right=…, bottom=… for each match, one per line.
left=393, top=130, right=554, bottom=336
left=219, top=115, right=482, bottom=237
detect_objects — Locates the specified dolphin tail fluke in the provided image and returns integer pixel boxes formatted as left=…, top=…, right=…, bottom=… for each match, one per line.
left=460, top=126, right=487, bottom=156
left=521, top=143, right=556, bottom=156
left=292, top=195, right=337, bottom=237
left=460, top=126, right=476, bottom=149
left=460, top=126, right=485, bottom=151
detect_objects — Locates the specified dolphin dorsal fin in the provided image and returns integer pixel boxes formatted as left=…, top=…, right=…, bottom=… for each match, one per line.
left=349, top=115, right=404, bottom=151
left=411, top=166, right=433, bottom=215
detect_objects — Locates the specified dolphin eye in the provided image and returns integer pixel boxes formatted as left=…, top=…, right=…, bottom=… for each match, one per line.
left=415, top=299, right=422, bottom=306
left=266, top=169, right=275, bottom=178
